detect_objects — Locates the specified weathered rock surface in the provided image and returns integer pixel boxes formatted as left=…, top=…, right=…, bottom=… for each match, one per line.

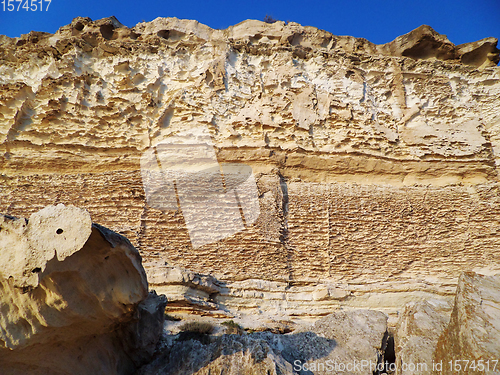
left=392, top=271, right=500, bottom=375
left=0, top=204, right=166, bottom=375
left=434, top=272, right=500, bottom=375
left=395, top=299, right=453, bottom=374
left=138, top=309, right=388, bottom=375
left=145, top=262, right=456, bottom=329
left=1, top=16, right=500, bottom=323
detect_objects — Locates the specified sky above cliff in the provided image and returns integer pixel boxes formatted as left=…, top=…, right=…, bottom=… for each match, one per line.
left=0, top=0, right=498, bottom=45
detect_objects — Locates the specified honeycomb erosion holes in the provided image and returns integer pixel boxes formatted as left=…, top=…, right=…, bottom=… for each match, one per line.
left=1, top=15, right=500, bottom=375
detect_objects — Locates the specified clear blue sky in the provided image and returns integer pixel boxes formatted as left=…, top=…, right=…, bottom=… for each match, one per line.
left=0, top=0, right=499, bottom=45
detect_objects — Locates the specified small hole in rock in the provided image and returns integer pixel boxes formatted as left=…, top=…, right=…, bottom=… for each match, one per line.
left=100, top=24, right=115, bottom=40
left=32, top=267, right=42, bottom=273
left=74, top=22, right=84, bottom=31
left=56, top=228, right=63, bottom=234
left=157, top=30, right=170, bottom=39
left=104, top=256, right=109, bottom=260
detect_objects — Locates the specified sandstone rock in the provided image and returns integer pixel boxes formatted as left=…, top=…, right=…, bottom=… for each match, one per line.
left=0, top=204, right=92, bottom=288
left=0, top=204, right=166, bottom=375
left=292, top=310, right=389, bottom=374
left=1, top=16, right=499, bottom=323
left=394, top=299, right=453, bottom=375
left=391, top=272, right=500, bottom=375
left=381, top=24, right=500, bottom=68
left=145, top=262, right=222, bottom=313
left=434, top=272, right=500, bottom=375
left=145, top=262, right=457, bottom=329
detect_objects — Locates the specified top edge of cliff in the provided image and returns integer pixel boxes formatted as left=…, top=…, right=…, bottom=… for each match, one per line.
left=0, top=16, right=499, bottom=69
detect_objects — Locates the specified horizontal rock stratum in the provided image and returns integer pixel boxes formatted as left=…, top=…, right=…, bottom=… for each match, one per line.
left=0, top=16, right=500, bottom=324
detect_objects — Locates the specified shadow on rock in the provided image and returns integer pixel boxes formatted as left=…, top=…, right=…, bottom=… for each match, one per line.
left=137, top=330, right=337, bottom=375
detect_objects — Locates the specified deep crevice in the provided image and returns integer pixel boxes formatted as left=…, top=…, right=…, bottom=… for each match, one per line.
left=278, top=172, right=292, bottom=281
left=375, top=331, right=396, bottom=374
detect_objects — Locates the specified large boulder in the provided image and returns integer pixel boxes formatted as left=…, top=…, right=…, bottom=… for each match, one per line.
left=434, top=272, right=500, bottom=375
left=393, top=271, right=500, bottom=375
left=394, top=299, right=453, bottom=375
left=0, top=204, right=166, bottom=374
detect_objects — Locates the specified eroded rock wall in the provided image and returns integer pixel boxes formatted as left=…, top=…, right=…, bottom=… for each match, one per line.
left=1, top=17, right=500, bottom=322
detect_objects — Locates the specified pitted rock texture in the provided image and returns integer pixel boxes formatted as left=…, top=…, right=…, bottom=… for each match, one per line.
left=1, top=17, right=500, bottom=322
left=0, top=204, right=166, bottom=375
left=138, top=309, right=388, bottom=375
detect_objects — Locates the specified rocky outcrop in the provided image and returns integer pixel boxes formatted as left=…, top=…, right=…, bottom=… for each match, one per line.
left=1, top=16, right=500, bottom=323
left=0, top=204, right=166, bottom=375
left=145, top=263, right=456, bottom=329
left=382, top=25, right=500, bottom=67
left=393, top=271, right=500, bottom=375
left=395, top=299, right=453, bottom=375
left=434, top=272, right=500, bottom=375
left=138, top=309, right=388, bottom=375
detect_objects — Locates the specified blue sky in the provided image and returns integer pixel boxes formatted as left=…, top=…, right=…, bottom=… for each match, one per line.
left=0, top=0, right=499, bottom=45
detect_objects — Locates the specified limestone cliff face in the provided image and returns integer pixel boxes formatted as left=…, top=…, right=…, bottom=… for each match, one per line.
left=1, top=16, right=500, bottom=323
